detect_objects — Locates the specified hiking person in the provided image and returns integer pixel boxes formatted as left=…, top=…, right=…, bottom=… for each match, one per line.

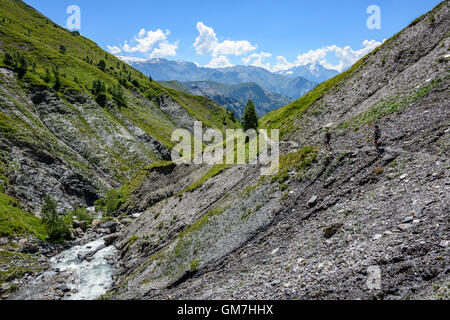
left=324, top=130, right=332, bottom=151
left=373, top=125, right=382, bottom=151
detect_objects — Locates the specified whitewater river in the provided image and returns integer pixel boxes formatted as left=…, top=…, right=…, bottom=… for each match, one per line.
left=50, top=238, right=117, bottom=300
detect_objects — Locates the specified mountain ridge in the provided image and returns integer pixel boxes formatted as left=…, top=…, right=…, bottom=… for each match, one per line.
left=121, top=57, right=319, bottom=100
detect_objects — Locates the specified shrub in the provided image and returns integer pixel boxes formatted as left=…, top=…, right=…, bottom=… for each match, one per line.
left=98, top=59, right=106, bottom=72
left=71, top=207, right=94, bottom=224
left=94, top=189, right=123, bottom=216
left=53, top=74, right=61, bottom=91
left=3, top=53, right=14, bottom=66
left=190, top=259, right=201, bottom=271
left=41, top=196, right=70, bottom=243
left=109, top=84, right=126, bottom=106
left=43, top=69, right=51, bottom=83
left=131, top=78, right=140, bottom=88
left=59, top=45, right=67, bottom=54
left=92, top=79, right=106, bottom=95
left=14, top=53, right=27, bottom=79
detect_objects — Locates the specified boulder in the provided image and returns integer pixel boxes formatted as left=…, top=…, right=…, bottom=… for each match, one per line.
left=323, top=223, right=343, bottom=239
left=324, top=177, right=336, bottom=187
left=104, top=233, right=120, bottom=246
left=56, top=284, right=70, bottom=292
left=73, top=220, right=88, bottom=232
left=73, top=228, right=84, bottom=238
left=99, top=220, right=117, bottom=233
left=307, top=195, right=318, bottom=208
left=19, top=237, right=40, bottom=254
left=92, top=219, right=102, bottom=229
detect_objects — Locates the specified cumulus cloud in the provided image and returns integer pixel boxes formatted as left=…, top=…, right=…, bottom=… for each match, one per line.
left=206, top=55, right=233, bottom=68
left=108, top=28, right=179, bottom=59
left=268, top=40, right=384, bottom=73
left=212, top=40, right=256, bottom=57
left=194, top=22, right=219, bottom=55
left=107, top=45, right=121, bottom=55
left=294, top=47, right=329, bottom=66
left=271, top=56, right=295, bottom=72
left=242, top=52, right=272, bottom=69
left=194, top=22, right=256, bottom=58
left=122, top=28, right=167, bottom=53
left=149, top=40, right=179, bottom=59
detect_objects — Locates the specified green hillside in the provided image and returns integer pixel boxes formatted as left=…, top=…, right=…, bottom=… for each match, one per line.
left=0, top=0, right=240, bottom=227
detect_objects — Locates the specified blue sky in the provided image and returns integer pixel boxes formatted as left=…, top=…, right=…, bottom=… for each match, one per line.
left=24, top=0, right=442, bottom=71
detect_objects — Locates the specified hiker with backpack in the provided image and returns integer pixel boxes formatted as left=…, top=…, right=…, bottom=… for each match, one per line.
left=373, top=125, right=382, bottom=152
left=324, top=129, right=332, bottom=151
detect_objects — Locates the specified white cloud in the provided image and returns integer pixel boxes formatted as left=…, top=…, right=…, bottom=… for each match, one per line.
left=271, top=56, right=295, bottom=72
left=117, top=56, right=147, bottom=64
left=194, top=22, right=219, bottom=55
left=194, top=22, right=256, bottom=58
left=298, top=40, right=383, bottom=72
left=122, top=28, right=167, bottom=53
left=294, top=48, right=329, bottom=66
left=206, top=55, right=233, bottom=68
left=242, top=52, right=272, bottom=70
left=108, top=28, right=178, bottom=59
left=212, top=40, right=256, bottom=57
left=149, top=40, right=179, bottom=59
left=107, top=45, right=121, bottom=55
left=268, top=40, right=384, bottom=73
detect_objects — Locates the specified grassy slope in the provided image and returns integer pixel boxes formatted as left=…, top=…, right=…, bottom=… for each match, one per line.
left=0, top=192, right=46, bottom=239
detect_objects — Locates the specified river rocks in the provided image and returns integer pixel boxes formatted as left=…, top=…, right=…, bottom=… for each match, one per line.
left=104, top=233, right=120, bottom=246
left=18, top=237, right=42, bottom=254
left=56, top=284, right=70, bottom=293
left=0, top=283, right=12, bottom=294
left=92, top=219, right=102, bottom=229
left=73, top=220, right=88, bottom=232
left=98, top=220, right=118, bottom=234
left=72, top=227, right=83, bottom=238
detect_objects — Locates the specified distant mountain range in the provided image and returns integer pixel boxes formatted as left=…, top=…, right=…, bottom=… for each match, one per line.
left=160, top=80, right=292, bottom=119
left=277, top=61, right=340, bottom=83
left=120, top=58, right=332, bottom=100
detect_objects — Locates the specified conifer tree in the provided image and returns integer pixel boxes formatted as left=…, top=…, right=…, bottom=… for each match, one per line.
left=242, top=99, right=259, bottom=132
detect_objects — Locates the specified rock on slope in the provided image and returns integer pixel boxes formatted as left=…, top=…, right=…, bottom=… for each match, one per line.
left=107, top=1, right=449, bottom=300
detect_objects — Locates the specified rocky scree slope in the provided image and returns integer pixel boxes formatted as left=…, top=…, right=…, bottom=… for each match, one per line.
left=0, top=0, right=239, bottom=214
left=107, top=1, right=449, bottom=300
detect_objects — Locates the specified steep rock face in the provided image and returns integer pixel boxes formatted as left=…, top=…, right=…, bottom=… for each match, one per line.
left=108, top=1, right=449, bottom=300
left=0, top=69, right=234, bottom=212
